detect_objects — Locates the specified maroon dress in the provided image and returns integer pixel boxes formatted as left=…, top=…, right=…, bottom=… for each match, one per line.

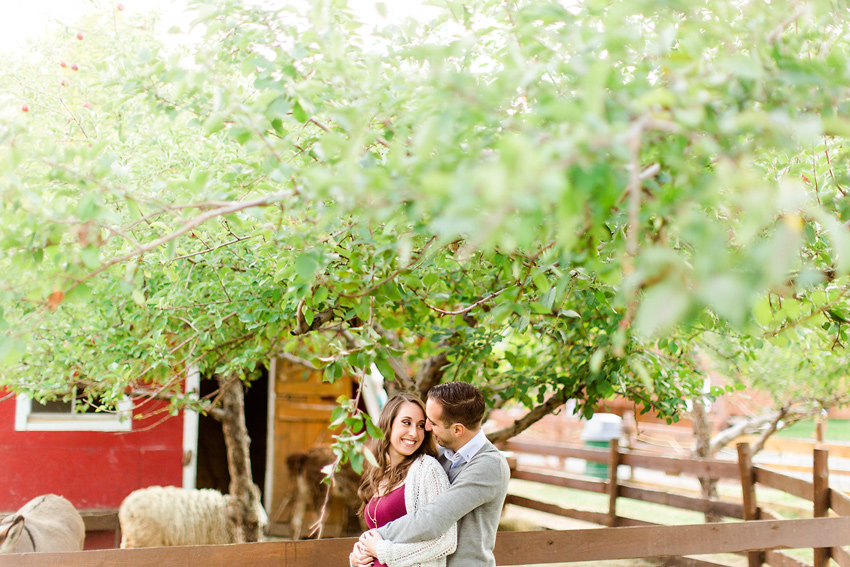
left=364, top=484, right=407, bottom=567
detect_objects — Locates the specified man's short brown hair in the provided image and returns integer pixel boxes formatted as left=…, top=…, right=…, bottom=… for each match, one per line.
left=427, top=382, right=485, bottom=430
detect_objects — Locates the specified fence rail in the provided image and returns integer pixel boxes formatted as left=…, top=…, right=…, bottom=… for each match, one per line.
left=4, top=439, right=850, bottom=566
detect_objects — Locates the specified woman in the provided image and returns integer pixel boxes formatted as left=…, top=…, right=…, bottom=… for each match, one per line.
left=349, top=393, right=457, bottom=567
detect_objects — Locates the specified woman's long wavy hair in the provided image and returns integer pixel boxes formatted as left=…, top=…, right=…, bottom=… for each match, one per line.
left=357, top=392, right=437, bottom=514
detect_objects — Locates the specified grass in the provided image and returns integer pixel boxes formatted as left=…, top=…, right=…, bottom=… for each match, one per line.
left=773, top=418, right=850, bottom=441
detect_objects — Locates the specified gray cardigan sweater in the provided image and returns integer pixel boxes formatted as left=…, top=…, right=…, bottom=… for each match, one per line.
left=376, top=439, right=510, bottom=567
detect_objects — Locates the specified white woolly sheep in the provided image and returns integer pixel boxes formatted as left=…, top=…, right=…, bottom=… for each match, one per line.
left=0, top=494, right=85, bottom=554
left=119, top=486, right=266, bottom=548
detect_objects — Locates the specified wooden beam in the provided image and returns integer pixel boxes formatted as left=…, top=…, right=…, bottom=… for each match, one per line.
left=755, top=466, right=814, bottom=501
left=607, top=439, right=620, bottom=528
left=0, top=538, right=359, bottom=567
left=832, top=545, right=850, bottom=567
left=511, top=467, right=608, bottom=494
left=617, top=484, right=744, bottom=519
left=764, top=550, right=812, bottom=567
left=5, top=518, right=850, bottom=567
left=738, top=442, right=763, bottom=567
left=619, top=453, right=739, bottom=479
left=79, top=510, right=119, bottom=532
left=505, top=439, right=739, bottom=479
left=813, top=448, right=830, bottom=567
left=504, top=494, right=609, bottom=526
left=492, top=517, right=850, bottom=565
left=505, top=440, right=609, bottom=463
left=831, top=489, right=850, bottom=517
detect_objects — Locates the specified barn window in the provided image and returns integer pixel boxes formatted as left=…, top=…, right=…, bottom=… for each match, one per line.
left=15, top=389, right=133, bottom=432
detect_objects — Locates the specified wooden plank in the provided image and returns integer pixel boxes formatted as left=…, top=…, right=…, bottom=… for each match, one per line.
left=0, top=538, right=359, bottom=567
left=504, top=494, right=609, bottom=526
left=506, top=439, right=610, bottom=463
left=833, top=546, right=850, bottom=567
left=831, top=489, right=850, bottom=516
left=608, top=439, right=620, bottom=528
left=617, top=484, right=744, bottom=519
left=764, top=550, right=811, bottom=567
left=491, top=517, right=850, bottom=565
left=755, top=467, right=814, bottom=501
left=759, top=508, right=783, bottom=521
left=813, top=448, right=830, bottom=567
left=79, top=510, right=119, bottom=532
left=738, top=442, right=763, bottom=567
left=6, top=518, right=850, bottom=567
left=620, top=452, right=740, bottom=479
left=511, top=467, right=608, bottom=494
left=506, top=439, right=740, bottom=478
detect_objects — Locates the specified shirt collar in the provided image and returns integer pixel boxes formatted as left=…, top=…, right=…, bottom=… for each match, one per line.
left=443, top=428, right=487, bottom=467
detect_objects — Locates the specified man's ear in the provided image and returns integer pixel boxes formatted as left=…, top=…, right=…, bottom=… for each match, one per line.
left=452, top=423, right=466, bottom=437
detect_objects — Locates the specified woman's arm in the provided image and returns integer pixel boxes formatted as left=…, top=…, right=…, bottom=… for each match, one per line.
left=374, top=458, right=457, bottom=567
left=376, top=453, right=505, bottom=543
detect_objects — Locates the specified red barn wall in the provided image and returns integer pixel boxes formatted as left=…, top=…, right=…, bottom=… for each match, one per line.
left=0, top=388, right=184, bottom=512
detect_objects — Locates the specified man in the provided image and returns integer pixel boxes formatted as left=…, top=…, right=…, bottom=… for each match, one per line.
left=355, top=382, right=510, bottom=567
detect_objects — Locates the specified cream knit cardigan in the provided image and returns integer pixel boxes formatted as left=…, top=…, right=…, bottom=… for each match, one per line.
left=374, top=454, right=457, bottom=567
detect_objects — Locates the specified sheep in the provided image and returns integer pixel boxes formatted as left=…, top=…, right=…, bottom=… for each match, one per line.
left=119, top=485, right=267, bottom=548
left=0, top=494, right=85, bottom=554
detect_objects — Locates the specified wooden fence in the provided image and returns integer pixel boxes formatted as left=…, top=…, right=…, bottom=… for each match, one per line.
left=3, top=440, right=850, bottom=567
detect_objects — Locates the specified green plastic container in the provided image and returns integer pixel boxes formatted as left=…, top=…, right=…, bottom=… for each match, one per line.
left=584, top=439, right=610, bottom=478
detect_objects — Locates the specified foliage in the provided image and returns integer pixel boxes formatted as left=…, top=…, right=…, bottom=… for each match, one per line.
left=1, top=0, right=850, bottom=449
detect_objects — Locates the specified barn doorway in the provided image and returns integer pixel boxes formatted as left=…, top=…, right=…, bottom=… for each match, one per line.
left=195, top=369, right=268, bottom=499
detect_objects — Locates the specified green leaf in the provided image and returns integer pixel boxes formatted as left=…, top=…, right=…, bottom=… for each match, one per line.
left=295, top=254, right=319, bottom=281
left=80, top=246, right=101, bottom=270
left=202, top=113, right=226, bottom=136
left=292, top=101, right=308, bottom=123
left=363, top=446, right=379, bottom=468
left=374, top=356, right=395, bottom=381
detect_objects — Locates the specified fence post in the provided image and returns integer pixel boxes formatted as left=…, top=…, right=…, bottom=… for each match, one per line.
left=607, top=438, right=620, bottom=528
left=813, top=447, right=830, bottom=567
left=737, top=442, right=763, bottom=567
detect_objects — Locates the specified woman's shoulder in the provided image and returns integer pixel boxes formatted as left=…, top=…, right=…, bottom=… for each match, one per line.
left=413, top=454, right=447, bottom=476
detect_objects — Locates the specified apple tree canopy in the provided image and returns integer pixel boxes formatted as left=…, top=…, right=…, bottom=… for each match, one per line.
left=1, top=0, right=849, bottom=440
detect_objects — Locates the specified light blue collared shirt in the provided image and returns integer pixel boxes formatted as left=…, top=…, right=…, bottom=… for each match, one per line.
left=442, top=428, right=488, bottom=470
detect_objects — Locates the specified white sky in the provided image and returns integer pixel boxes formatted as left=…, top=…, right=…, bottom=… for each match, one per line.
left=0, top=0, right=439, bottom=53
left=0, top=1, right=186, bottom=52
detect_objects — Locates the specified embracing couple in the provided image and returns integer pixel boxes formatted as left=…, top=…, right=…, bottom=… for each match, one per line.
left=350, top=382, right=510, bottom=567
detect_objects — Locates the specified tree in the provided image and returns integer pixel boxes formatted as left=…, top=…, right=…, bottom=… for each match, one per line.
left=2, top=0, right=850, bottom=533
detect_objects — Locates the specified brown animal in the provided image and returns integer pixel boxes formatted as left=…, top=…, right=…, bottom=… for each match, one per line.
left=281, top=446, right=363, bottom=539
left=0, top=494, right=85, bottom=554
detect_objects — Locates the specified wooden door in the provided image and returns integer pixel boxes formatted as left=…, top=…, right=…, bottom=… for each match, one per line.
left=268, top=358, right=353, bottom=538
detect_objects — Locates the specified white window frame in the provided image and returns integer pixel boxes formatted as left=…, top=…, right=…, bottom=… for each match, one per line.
left=15, top=391, right=133, bottom=432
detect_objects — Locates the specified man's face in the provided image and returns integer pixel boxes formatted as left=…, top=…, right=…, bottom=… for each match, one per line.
left=425, top=398, right=456, bottom=450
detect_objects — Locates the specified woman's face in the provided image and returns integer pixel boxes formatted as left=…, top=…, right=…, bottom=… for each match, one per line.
left=387, top=401, right=426, bottom=465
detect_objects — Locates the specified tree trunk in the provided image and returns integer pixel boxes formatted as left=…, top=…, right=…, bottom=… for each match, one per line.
left=691, top=397, right=721, bottom=523
left=217, top=372, right=263, bottom=543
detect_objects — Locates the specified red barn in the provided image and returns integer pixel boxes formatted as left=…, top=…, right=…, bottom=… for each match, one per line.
left=0, top=372, right=199, bottom=550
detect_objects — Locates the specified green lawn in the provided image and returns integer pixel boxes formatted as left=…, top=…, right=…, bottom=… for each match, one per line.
left=773, top=418, right=850, bottom=441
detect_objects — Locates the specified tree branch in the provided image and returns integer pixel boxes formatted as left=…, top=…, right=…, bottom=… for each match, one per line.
left=57, top=192, right=292, bottom=302
left=486, top=388, right=571, bottom=445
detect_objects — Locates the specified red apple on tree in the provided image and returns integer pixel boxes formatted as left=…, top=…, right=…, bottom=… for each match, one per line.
left=60, top=61, right=67, bottom=68
left=77, top=32, right=84, bottom=40
left=71, top=64, right=79, bottom=71
left=21, top=104, right=29, bottom=112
